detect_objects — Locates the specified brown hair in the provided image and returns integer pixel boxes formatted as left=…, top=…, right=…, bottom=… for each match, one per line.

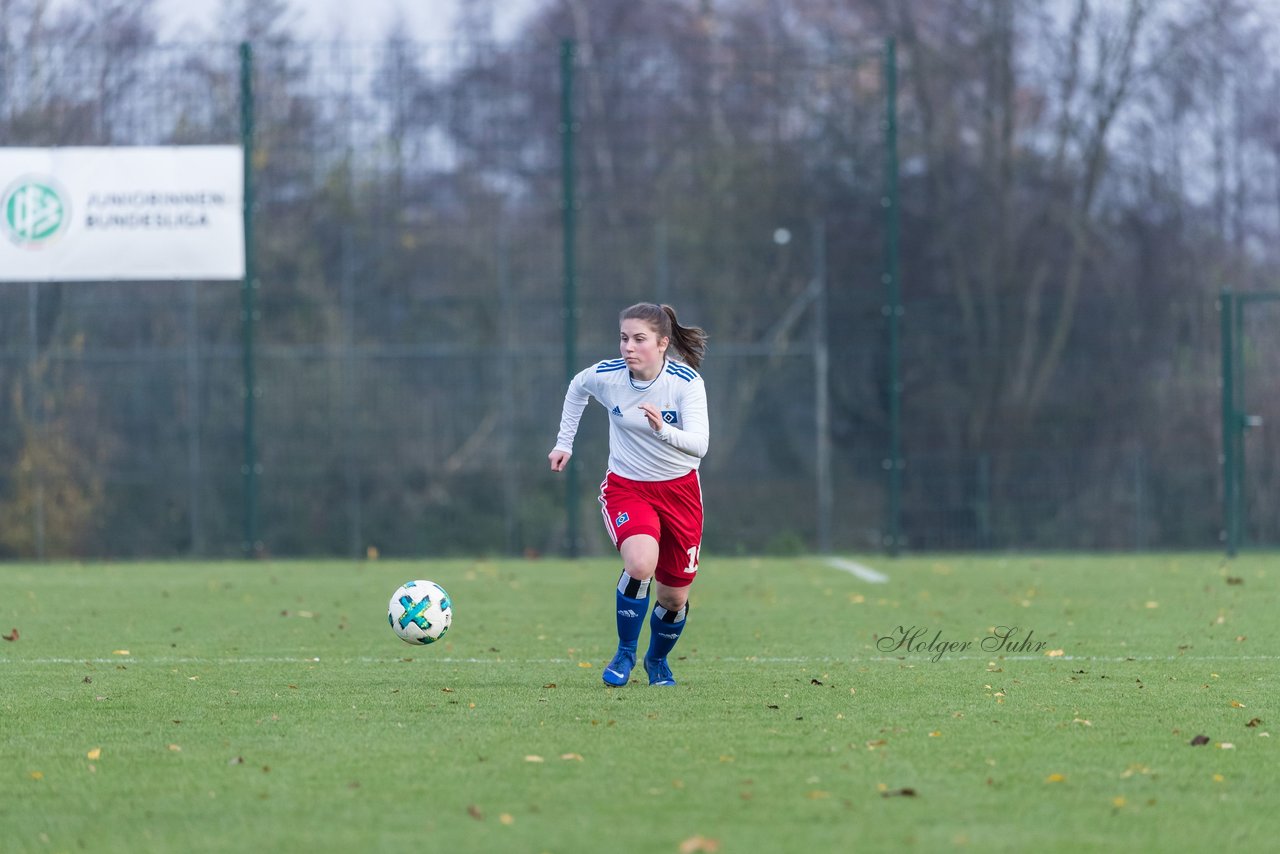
left=620, top=303, right=708, bottom=370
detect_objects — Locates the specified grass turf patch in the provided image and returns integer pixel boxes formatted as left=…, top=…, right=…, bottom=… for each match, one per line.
left=0, top=554, right=1275, bottom=852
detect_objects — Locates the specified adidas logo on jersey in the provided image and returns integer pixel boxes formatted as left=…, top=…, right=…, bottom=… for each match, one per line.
left=611, top=405, right=622, bottom=417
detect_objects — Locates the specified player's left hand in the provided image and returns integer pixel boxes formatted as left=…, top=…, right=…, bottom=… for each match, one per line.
left=638, top=403, right=664, bottom=432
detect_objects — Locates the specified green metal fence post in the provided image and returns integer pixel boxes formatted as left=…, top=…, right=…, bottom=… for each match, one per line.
left=560, top=39, right=579, bottom=557
left=813, top=217, right=832, bottom=554
left=1219, top=290, right=1237, bottom=557
left=882, top=37, right=902, bottom=556
left=240, top=42, right=259, bottom=556
left=1223, top=291, right=1280, bottom=555
left=1231, top=292, right=1280, bottom=553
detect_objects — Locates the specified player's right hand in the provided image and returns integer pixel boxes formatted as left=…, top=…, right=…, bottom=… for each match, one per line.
left=548, top=450, right=571, bottom=472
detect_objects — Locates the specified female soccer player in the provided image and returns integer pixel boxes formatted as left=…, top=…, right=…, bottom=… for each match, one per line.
left=549, top=303, right=709, bottom=686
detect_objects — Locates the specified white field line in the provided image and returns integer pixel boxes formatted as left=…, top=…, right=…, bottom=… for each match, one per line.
left=2, top=654, right=1279, bottom=666
left=826, top=557, right=889, bottom=583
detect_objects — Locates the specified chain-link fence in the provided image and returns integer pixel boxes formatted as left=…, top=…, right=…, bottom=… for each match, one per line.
left=0, top=38, right=1265, bottom=558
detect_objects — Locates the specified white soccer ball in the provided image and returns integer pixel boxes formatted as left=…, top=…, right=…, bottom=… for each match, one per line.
left=388, top=580, right=453, bottom=645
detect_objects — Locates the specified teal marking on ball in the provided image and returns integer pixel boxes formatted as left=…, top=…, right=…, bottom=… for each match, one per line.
left=397, top=594, right=433, bottom=632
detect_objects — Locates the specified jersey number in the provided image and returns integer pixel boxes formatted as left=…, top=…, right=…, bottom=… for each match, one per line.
left=684, top=545, right=701, bottom=575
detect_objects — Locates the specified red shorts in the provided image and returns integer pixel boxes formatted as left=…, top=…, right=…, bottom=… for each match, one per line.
left=597, top=469, right=704, bottom=588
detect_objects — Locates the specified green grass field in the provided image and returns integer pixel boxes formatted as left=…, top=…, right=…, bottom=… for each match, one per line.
left=2, top=554, right=1276, bottom=853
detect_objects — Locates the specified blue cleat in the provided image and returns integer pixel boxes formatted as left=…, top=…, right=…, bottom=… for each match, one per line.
left=602, top=647, right=636, bottom=686
left=644, top=656, right=676, bottom=686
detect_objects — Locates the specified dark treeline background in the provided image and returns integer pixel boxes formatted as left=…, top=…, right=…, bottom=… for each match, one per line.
left=0, top=0, right=1277, bottom=558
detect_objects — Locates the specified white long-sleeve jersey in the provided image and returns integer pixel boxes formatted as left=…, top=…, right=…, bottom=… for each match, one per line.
left=553, top=358, right=709, bottom=482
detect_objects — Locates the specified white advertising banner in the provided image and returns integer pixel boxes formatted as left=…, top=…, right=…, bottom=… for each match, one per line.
left=0, top=146, right=244, bottom=281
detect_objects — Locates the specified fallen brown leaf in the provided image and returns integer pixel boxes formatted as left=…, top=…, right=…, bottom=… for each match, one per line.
left=1246, top=718, right=1262, bottom=728
left=881, top=787, right=917, bottom=798
left=678, top=834, right=721, bottom=853
left=1190, top=734, right=1210, bottom=746
left=467, top=804, right=484, bottom=821
left=2, top=628, right=18, bottom=641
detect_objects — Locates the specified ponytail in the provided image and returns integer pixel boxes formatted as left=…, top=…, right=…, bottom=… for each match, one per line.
left=661, top=305, right=708, bottom=370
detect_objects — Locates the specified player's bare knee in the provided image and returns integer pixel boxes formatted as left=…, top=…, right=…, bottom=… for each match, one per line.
left=622, top=564, right=656, bottom=584
left=619, top=534, right=659, bottom=578
left=655, top=587, right=689, bottom=613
